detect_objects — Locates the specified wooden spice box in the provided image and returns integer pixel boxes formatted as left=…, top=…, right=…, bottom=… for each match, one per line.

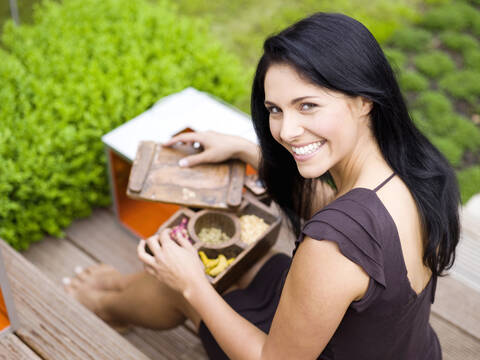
left=154, top=195, right=282, bottom=293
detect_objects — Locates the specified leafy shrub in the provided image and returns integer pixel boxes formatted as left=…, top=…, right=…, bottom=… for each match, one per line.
left=464, top=49, right=480, bottom=71
left=439, top=31, right=479, bottom=54
left=414, top=51, right=455, bottom=79
left=414, top=91, right=453, bottom=122
left=0, top=0, right=250, bottom=249
left=411, top=109, right=433, bottom=134
left=421, top=2, right=475, bottom=31
left=387, top=27, right=434, bottom=52
left=423, top=0, right=451, bottom=4
left=450, top=117, right=480, bottom=152
left=472, top=6, right=480, bottom=37
left=429, top=136, right=464, bottom=166
left=457, top=166, right=480, bottom=203
left=384, top=47, right=408, bottom=69
left=398, top=70, right=429, bottom=91
left=438, top=70, right=480, bottom=104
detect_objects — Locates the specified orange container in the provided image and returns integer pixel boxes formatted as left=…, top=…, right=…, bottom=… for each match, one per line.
left=0, top=246, right=18, bottom=337
left=101, top=88, right=259, bottom=238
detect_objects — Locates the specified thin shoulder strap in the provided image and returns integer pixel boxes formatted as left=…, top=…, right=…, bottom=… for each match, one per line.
left=373, top=173, right=396, bottom=192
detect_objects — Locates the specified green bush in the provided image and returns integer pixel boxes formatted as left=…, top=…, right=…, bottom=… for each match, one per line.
left=411, top=109, right=433, bottom=134
left=464, top=49, right=480, bottom=71
left=414, top=91, right=453, bottom=121
left=0, top=0, right=250, bottom=249
left=384, top=47, right=408, bottom=69
left=438, top=70, right=480, bottom=104
left=398, top=70, right=429, bottom=91
left=439, top=31, right=479, bottom=54
left=414, top=51, right=455, bottom=79
left=387, top=27, right=433, bottom=52
left=450, top=117, right=480, bottom=152
left=421, top=2, right=475, bottom=31
left=429, top=136, right=464, bottom=166
left=457, top=166, right=480, bottom=203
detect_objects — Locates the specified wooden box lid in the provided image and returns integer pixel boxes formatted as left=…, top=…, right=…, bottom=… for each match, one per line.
left=127, top=141, right=246, bottom=209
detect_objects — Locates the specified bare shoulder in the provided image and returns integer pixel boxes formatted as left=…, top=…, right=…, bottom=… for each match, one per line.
left=262, top=237, right=369, bottom=359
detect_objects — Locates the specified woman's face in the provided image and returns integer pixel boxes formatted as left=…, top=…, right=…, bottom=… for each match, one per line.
left=264, top=64, right=370, bottom=179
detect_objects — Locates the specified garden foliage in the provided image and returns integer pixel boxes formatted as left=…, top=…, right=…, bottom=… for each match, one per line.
left=0, top=0, right=249, bottom=249
left=385, top=0, right=480, bottom=203
left=1, top=0, right=479, bottom=249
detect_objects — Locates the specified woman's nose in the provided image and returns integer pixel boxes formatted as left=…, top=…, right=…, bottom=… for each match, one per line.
left=279, top=114, right=304, bottom=143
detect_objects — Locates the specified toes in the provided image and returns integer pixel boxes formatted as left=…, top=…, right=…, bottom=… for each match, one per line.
left=74, top=265, right=84, bottom=275
left=69, top=276, right=82, bottom=290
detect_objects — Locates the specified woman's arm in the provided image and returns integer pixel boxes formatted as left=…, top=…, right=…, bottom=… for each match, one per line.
left=138, top=230, right=369, bottom=360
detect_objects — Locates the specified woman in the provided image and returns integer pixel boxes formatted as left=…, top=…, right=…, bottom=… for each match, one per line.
left=65, top=13, right=460, bottom=359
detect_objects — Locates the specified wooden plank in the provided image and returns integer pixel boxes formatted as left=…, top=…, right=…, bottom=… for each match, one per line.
left=0, top=333, right=42, bottom=360
left=66, top=208, right=143, bottom=273
left=23, top=235, right=207, bottom=360
left=432, top=275, right=480, bottom=340
left=430, top=312, right=480, bottom=360
left=22, top=236, right=97, bottom=285
left=127, top=144, right=245, bottom=210
left=128, top=141, right=156, bottom=193
left=127, top=327, right=207, bottom=360
left=179, top=342, right=209, bottom=360
left=1, top=240, right=149, bottom=360
left=64, top=209, right=208, bottom=359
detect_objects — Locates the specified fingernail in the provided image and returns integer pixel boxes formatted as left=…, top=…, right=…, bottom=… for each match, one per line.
left=74, top=266, right=83, bottom=275
left=178, top=159, right=188, bottom=167
left=62, top=277, right=71, bottom=286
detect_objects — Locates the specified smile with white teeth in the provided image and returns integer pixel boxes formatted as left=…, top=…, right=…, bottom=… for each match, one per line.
left=291, top=140, right=326, bottom=155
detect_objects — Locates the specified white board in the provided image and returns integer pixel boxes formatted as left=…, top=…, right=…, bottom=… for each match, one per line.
left=102, top=87, right=258, bottom=161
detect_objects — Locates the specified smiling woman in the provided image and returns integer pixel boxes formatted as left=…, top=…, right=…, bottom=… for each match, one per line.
left=264, top=65, right=373, bottom=179
left=65, top=12, right=460, bottom=360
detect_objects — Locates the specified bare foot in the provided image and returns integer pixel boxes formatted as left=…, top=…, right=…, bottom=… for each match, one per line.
left=73, top=264, right=132, bottom=292
left=64, top=276, right=130, bottom=332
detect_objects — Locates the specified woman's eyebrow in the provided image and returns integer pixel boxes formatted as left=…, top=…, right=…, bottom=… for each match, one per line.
left=264, top=96, right=319, bottom=106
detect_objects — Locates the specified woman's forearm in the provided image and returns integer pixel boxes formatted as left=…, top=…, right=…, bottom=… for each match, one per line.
left=185, top=279, right=267, bottom=360
left=233, top=137, right=261, bottom=170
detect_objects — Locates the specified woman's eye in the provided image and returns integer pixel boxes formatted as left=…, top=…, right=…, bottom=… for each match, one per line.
left=300, top=103, right=316, bottom=111
left=267, top=106, right=281, bottom=114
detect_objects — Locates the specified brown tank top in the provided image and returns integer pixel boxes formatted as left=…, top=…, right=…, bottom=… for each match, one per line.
left=293, top=174, right=441, bottom=360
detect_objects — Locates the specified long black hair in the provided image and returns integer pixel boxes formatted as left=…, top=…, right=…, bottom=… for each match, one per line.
left=251, top=13, right=460, bottom=277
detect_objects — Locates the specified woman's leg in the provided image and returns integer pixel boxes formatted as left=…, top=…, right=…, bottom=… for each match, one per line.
left=65, top=249, right=279, bottom=332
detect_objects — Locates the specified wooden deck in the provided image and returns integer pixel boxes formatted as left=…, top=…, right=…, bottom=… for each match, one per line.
left=18, top=204, right=480, bottom=359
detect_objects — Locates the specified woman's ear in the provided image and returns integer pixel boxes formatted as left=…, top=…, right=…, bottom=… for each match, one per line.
left=358, top=97, right=373, bottom=117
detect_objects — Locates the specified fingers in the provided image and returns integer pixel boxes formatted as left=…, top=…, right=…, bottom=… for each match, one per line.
left=137, top=239, right=158, bottom=268
left=175, top=229, right=194, bottom=250
left=178, top=152, right=211, bottom=167
left=163, top=132, right=202, bottom=147
left=158, top=228, right=176, bottom=248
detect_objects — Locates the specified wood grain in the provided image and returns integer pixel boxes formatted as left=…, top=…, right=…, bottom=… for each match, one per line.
left=2, top=240, right=149, bottom=360
left=0, top=334, right=42, bottom=360
left=432, top=275, right=480, bottom=340
left=127, top=142, right=245, bottom=209
left=430, top=312, right=480, bottom=360
left=128, top=141, right=156, bottom=193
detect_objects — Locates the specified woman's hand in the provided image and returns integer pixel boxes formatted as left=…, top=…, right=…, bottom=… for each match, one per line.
left=163, top=131, right=259, bottom=169
left=137, top=228, right=208, bottom=296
